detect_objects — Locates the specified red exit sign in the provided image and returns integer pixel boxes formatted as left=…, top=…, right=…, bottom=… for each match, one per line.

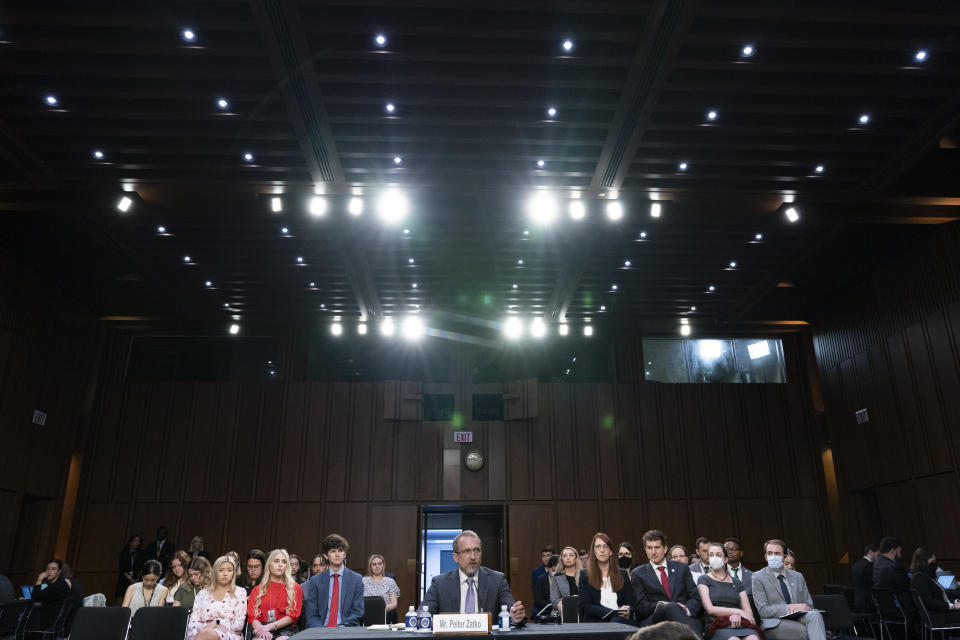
left=454, top=431, right=473, bottom=443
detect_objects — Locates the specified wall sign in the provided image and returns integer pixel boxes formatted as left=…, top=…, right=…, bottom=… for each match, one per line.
left=32, top=410, right=47, bottom=426
left=454, top=431, right=473, bottom=443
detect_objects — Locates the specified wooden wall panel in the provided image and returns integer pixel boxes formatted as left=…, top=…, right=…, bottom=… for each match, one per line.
left=130, top=502, right=179, bottom=547
left=185, top=386, right=218, bottom=502
left=179, top=502, right=226, bottom=557
left=347, top=383, right=374, bottom=501
left=507, top=422, right=530, bottom=500
left=602, top=500, right=646, bottom=550
left=115, top=386, right=148, bottom=503
left=573, top=384, right=599, bottom=500
left=207, top=384, right=239, bottom=502
left=487, top=422, right=507, bottom=501
left=254, top=385, right=284, bottom=503
left=507, top=504, right=556, bottom=615
left=595, top=385, right=619, bottom=499
left=915, top=474, right=960, bottom=556
left=691, top=499, right=733, bottom=544
left=232, top=385, right=263, bottom=503
left=87, top=383, right=123, bottom=503
left=905, top=323, right=953, bottom=473
left=417, top=422, right=442, bottom=502
left=367, top=505, right=418, bottom=611
left=647, top=500, right=690, bottom=551
left=274, top=502, right=321, bottom=559
left=638, top=385, right=665, bottom=500
left=278, top=383, right=306, bottom=502
left=741, top=386, right=773, bottom=498
left=615, top=385, right=643, bottom=500
left=875, top=482, right=923, bottom=554
left=548, top=386, right=576, bottom=500
left=228, top=503, right=274, bottom=555
left=732, top=498, right=777, bottom=567
left=161, top=384, right=195, bottom=501
left=557, top=502, right=600, bottom=554
left=322, top=503, right=368, bottom=568
left=780, top=498, right=825, bottom=563
left=75, top=503, right=130, bottom=573
left=785, top=386, right=817, bottom=497
left=302, top=384, right=329, bottom=502
left=762, top=388, right=795, bottom=498
left=680, top=387, right=709, bottom=499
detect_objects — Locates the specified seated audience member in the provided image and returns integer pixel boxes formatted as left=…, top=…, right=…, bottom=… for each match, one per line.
left=117, top=534, right=145, bottom=601
left=0, top=572, right=13, bottom=604
left=910, top=547, right=960, bottom=624
left=873, top=536, right=917, bottom=623
left=851, top=544, right=878, bottom=613
left=303, top=534, right=364, bottom=627
left=783, top=550, right=796, bottom=572
left=579, top=532, right=635, bottom=624
left=421, top=530, right=525, bottom=625
left=309, top=553, right=328, bottom=577
left=669, top=545, right=690, bottom=565
left=363, top=554, right=400, bottom=617
left=163, top=550, right=192, bottom=604
left=243, top=550, right=267, bottom=595
left=872, top=536, right=901, bottom=586
left=27, top=559, right=71, bottom=631
left=174, top=557, right=212, bottom=610
left=533, top=554, right=559, bottom=617
left=619, top=542, right=638, bottom=572
left=288, top=554, right=305, bottom=584
left=631, top=530, right=702, bottom=633
left=188, top=536, right=211, bottom=563
left=144, top=526, right=176, bottom=573
left=225, top=551, right=241, bottom=571
left=697, top=543, right=759, bottom=640
left=752, top=539, right=825, bottom=640
left=532, top=545, right=556, bottom=594
left=580, top=549, right=590, bottom=567
left=629, top=620, right=702, bottom=640
left=550, top=546, right=582, bottom=609
left=690, top=537, right=711, bottom=585
left=62, top=563, right=84, bottom=598
left=248, top=549, right=303, bottom=640
left=122, top=559, right=168, bottom=617
left=723, top=538, right=753, bottom=592
left=186, top=555, right=247, bottom=640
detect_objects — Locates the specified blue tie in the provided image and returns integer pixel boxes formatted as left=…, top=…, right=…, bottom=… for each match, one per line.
left=465, top=578, right=476, bottom=613
left=778, top=575, right=792, bottom=604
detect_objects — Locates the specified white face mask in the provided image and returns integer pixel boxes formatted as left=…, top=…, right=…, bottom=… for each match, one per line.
left=767, top=555, right=784, bottom=570
left=709, top=557, right=725, bottom=570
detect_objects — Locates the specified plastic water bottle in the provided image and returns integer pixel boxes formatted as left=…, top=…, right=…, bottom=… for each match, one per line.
left=405, top=605, right=417, bottom=631
left=418, top=605, right=432, bottom=632
left=499, top=605, right=511, bottom=631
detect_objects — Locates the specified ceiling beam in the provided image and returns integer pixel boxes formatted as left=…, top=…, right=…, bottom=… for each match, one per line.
left=0, top=119, right=55, bottom=185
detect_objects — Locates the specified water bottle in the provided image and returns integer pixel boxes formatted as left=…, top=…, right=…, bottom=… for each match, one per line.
left=405, top=605, right=417, bottom=631
left=499, top=605, right=511, bottom=631
left=418, top=605, right=432, bottom=632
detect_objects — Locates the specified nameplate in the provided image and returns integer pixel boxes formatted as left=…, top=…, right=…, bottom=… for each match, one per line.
left=433, top=613, right=491, bottom=635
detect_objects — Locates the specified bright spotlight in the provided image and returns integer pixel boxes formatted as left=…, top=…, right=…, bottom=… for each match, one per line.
left=680, top=324, right=691, bottom=336
left=650, top=202, right=661, bottom=218
left=308, top=196, right=327, bottom=217
left=330, top=322, right=343, bottom=336
left=402, top=316, right=425, bottom=341
left=559, top=324, right=569, bottom=336
left=527, top=191, right=558, bottom=225
left=228, top=323, right=240, bottom=335
left=698, top=339, right=724, bottom=361
left=748, top=340, right=771, bottom=359
left=117, top=196, right=133, bottom=212
left=380, top=318, right=395, bottom=337
left=357, top=322, right=368, bottom=335
left=503, top=317, right=523, bottom=340
left=348, top=197, right=363, bottom=216
left=569, top=200, right=586, bottom=220
left=376, top=188, right=409, bottom=225
left=784, top=206, right=800, bottom=223
left=270, top=197, right=282, bottom=213
left=562, top=39, right=574, bottom=52
left=530, top=318, right=547, bottom=339
left=583, top=325, right=594, bottom=337
left=606, top=201, right=624, bottom=221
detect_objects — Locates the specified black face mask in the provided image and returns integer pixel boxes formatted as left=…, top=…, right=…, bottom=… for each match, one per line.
left=929, top=562, right=939, bottom=574
left=617, top=556, right=633, bottom=569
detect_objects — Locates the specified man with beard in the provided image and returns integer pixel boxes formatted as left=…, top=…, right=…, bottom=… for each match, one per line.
left=873, top=536, right=917, bottom=624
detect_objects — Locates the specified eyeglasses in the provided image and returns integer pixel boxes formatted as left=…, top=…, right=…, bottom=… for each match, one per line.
left=456, top=547, right=482, bottom=556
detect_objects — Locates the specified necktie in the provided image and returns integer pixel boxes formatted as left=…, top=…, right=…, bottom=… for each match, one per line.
left=778, top=575, right=791, bottom=604
left=732, top=567, right=740, bottom=580
left=327, top=574, right=340, bottom=627
left=658, top=566, right=671, bottom=598
left=465, top=578, right=476, bottom=613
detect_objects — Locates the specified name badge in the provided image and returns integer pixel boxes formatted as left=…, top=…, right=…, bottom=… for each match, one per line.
left=433, top=613, right=491, bottom=635
left=267, top=609, right=276, bottom=623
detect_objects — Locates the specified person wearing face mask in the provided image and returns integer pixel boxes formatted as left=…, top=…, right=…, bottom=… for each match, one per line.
left=696, top=543, right=760, bottom=640
left=751, top=539, right=825, bottom=640
left=618, top=543, right=638, bottom=572
left=910, top=548, right=960, bottom=625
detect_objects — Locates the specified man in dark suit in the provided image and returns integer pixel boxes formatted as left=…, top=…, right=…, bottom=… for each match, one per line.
left=873, top=536, right=917, bottom=624
left=304, top=533, right=365, bottom=627
left=422, top=530, right=525, bottom=626
left=533, top=554, right=558, bottom=618
left=531, top=545, right=555, bottom=594
left=631, top=530, right=701, bottom=632
left=851, top=544, right=877, bottom=613
left=143, top=526, right=176, bottom=574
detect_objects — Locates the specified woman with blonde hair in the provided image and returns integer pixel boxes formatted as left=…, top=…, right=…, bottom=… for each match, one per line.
left=186, top=555, right=247, bottom=640
left=363, top=554, right=400, bottom=616
left=550, top=546, right=583, bottom=609
left=246, top=549, right=303, bottom=640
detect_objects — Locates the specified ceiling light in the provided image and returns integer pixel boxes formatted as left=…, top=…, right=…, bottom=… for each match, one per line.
left=215, top=98, right=229, bottom=111
left=748, top=340, right=771, bottom=359
left=319, top=303, right=326, bottom=309
left=680, top=324, right=691, bottom=337
left=699, top=339, right=723, bottom=361
left=690, top=306, right=696, bottom=311
left=296, top=256, right=304, bottom=263
left=376, top=188, right=409, bottom=225
left=358, top=322, right=368, bottom=335
left=402, top=316, right=425, bottom=341
left=914, top=49, right=928, bottom=62
left=181, top=28, right=196, bottom=42
left=411, top=283, right=417, bottom=289
left=270, top=197, right=282, bottom=213
left=537, top=159, right=545, bottom=168
left=741, top=44, right=755, bottom=57
left=650, top=202, right=661, bottom=218
left=569, top=200, right=586, bottom=220
left=205, top=280, right=213, bottom=288
left=546, top=106, right=557, bottom=118
left=530, top=318, right=547, bottom=339
left=385, top=102, right=396, bottom=113
left=706, top=110, right=718, bottom=121
left=784, top=206, right=800, bottom=223
left=403, top=228, right=410, bottom=235
left=92, top=150, right=104, bottom=160
left=242, top=152, right=254, bottom=162
left=116, top=196, right=133, bottom=212
left=814, top=164, right=825, bottom=174
left=380, top=318, right=395, bottom=337
left=308, top=196, right=327, bottom=216
left=517, top=259, right=524, bottom=265
left=157, top=226, right=167, bottom=233
left=606, top=201, right=624, bottom=221
left=624, top=260, right=631, bottom=267
left=527, top=191, right=558, bottom=225
left=503, top=317, right=523, bottom=340
left=729, top=261, right=737, bottom=268
left=678, top=162, right=688, bottom=171
left=558, top=323, right=569, bottom=336
left=599, top=305, right=606, bottom=311
left=308, top=281, right=316, bottom=288
left=44, top=95, right=58, bottom=106
left=522, top=229, right=530, bottom=236
left=583, top=325, right=594, bottom=337
left=330, top=322, right=343, bottom=336
left=562, top=39, right=574, bottom=52
left=858, top=113, right=870, bottom=125
left=228, top=323, right=240, bottom=335
left=754, top=233, right=763, bottom=240
left=707, top=285, right=715, bottom=292
left=680, top=318, right=689, bottom=325
left=281, top=226, right=289, bottom=235
left=611, top=284, right=618, bottom=291
left=374, top=33, right=387, bottom=47
left=408, top=257, right=415, bottom=265
left=512, top=283, right=518, bottom=289
left=183, top=255, right=192, bottom=263
left=639, top=231, right=647, bottom=239
left=224, top=303, right=230, bottom=308
left=348, top=197, right=363, bottom=216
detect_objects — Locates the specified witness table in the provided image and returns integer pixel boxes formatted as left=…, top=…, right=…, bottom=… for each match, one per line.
left=289, top=624, right=638, bottom=640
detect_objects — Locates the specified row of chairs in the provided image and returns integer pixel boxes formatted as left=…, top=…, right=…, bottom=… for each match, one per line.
left=0, top=603, right=188, bottom=640
left=825, top=582, right=960, bottom=640
left=0, top=597, right=81, bottom=640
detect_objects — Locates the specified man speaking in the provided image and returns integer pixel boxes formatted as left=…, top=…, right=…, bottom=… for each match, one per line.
left=422, top=530, right=525, bottom=626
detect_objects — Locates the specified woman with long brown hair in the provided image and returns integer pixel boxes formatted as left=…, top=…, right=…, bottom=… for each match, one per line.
left=163, top=550, right=192, bottom=604
left=578, top=532, right=635, bottom=624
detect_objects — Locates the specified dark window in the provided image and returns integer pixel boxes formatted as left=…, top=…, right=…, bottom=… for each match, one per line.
left=643, top=338, right=786, bottom=383
left=423, top=394, right=455, bottom=421
left=472, top=394, right=504, bottom=421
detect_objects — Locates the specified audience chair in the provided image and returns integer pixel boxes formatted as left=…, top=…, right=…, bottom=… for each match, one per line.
left=363, top=596, right=386, bottom=626
left=68, top=606, right=131, bottom=640
left=872, top=587, right=908, bottom=640
left=911, top=588, right=960, bottom=640
left=27, top=596, right=78, bottom=640
left=127, top=605, right=189, bottom=640
left=560, top=596, right=580, bottom=624
left=0, top=601, right=32, bottom=640
left=813, top=594, right=859, bottom=637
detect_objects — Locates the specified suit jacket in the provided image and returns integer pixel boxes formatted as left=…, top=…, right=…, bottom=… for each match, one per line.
left=872, top=554, right=894, bottom=587
left=421, top=566, right=516, bottom=616
left=631, top=561, right=702, bottom=625
left=851, top=557, right=874, bottom=613
left=689, top=561, right=707, bottom=588
left=303, top=567, right=365, bottom=627
left=144, top=539, right=176, bottom=572
left=549, top=572, right=577, bottom=607
left=578, top=569, right=634, bottom=622
left=727, top=565, right=753, bottom=593
left=533, top=573, right=551, bottom=615
left=531, top=565, right=547, bottom=594
left=751, top=566, right=814, bottom=630
left=877, top=562, right=916, bottom=620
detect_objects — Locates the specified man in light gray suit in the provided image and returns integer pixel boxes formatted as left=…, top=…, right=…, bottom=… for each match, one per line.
left=752, top=539, right=825, bottom=640
left=724, top=538, right=753, bottom=593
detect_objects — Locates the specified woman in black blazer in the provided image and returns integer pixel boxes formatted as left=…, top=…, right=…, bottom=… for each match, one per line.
left=909, top=548, right=960, bottom=625
left=578, top=532, right=636, bottom=625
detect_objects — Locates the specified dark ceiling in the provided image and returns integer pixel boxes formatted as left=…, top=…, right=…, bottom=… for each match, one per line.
left=1, top=0, right=959, bottom=338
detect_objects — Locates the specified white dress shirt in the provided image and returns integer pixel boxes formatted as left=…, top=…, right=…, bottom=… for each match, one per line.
left=600, top=576, right=618, bottom=609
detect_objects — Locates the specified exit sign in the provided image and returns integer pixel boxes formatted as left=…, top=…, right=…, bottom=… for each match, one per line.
left=454, top=431, right=473, bottom=443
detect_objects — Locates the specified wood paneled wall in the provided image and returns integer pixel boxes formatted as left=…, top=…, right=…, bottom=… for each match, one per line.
left=71, top=375, right=831, bottom=607
left=814, top=222, right=960, bottom=572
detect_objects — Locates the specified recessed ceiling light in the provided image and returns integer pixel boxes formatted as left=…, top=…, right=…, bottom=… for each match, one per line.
left=242, top=152, right=254, bottom=162
left=385, top=102, right=396, bottom=113
left=678, top=162, right=688, bottom=171
left=270, top=196, right=282, bottom=213
left=411, top=283, right=418, bottom=289
left=348, top=197, right=363, bottom=216
left=784, top=206, right=800, bottom=223
left=402, top=316, right=425, bottom=341
left=281, top=226, right=289, bottom=235
left=569, top=200, right=586, bottom=220
left=309, top=281, right=316, bottom=288
left=181, top=28, right=196, bottom=43
left=375, top=188, right=409, bottom=225
left=403, top=228, right=410, bottom=235
left=503, top=317, right=523, bottom=340
left=537, top=159, right=545, bottom=168
left=319, top=303, right=326, bottom=309
left=217, top=98, right=229, bottom=110
left=741, top=44, right=755, bottom=57
left=358, top=322, right=368, bottom=335
left=729, top=261, right=737, bottom=268
left=583, top=325, right=594, bottom=337
left=379, top=318, right=395, bottom=337
left=117, top=196, right=133, bottom=212
left=330, top=322, right=343, bottom=336
left=599, top=305, right=606, bottom=311
left=606, top=201, right=624, bottom=221
left=523, top=229, right=529, bottom=236
left=755, top=232, right=763, bottom=240
left=706, top=109, right=718, bottom=121
left=205, top=280, right=213, bottom=287
left=374, top=33, right=387, bottom=47
left=228, top=323, right=240, bottom=335
left=92, top=150, right=104, bottom=160
left=858, top=113, right=871, bottom=125
left=559, top=323, right=569, bottom=336
left=157, top=226, right=166, bottom=233
left=517, top=259, right=524, bottom=265
left=680, top=324, right=691, bottom=336
left=639, top=231, right=647, bottom=239
left=308, top=196, right=327, bottom=216
left=44, top=95, right=58, bottom=106
left=408, top=257, right=415, bottom=265
left=224, top=303, right=230, bottom=308
left=512, top=283, right=518, bottom=289
left=814, top=164, right=825, bottom=174
left=611, top=284, right=618, bottom=291
left=914, top=49, right=928, bottom=62
left=650, top=202, right=662, bottom=218
left=546, top=106, right=557, bottom=118
left=296, top=256, right=304, bottom=263
left=530, top=317, right=547, bottom=339
left=393, top=156, right=403, bottom=165
left=624, top=260, right=631, bottom=267
left=183, top=255, right=192, bottom=263
left=690, top=306, right=697, bottom=311
left=707, top=285, right=715, bottom=292
left=527, top=191, right=558, bottom=225
left=562, top=39, right=574, bottom=52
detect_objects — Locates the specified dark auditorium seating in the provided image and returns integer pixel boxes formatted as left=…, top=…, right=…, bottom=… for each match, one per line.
left=363, top=596, right=387, bottom=626
left=68, top=606, right=132, bottom=640
left=127, top=605, right=189, bottom=640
